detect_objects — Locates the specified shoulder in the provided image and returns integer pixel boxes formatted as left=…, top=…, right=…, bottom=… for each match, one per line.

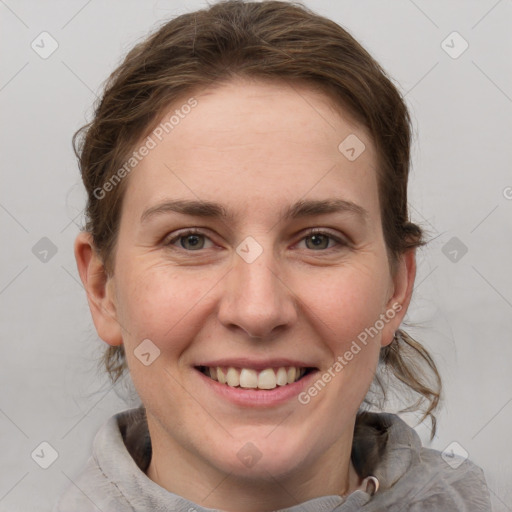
left=355, top=413, right=492, bottom=511
left=409, top=447, right=492, bottom=511
left=53, top=410, right=144, bottom=512
left=52, top=455, right=131, bottom=512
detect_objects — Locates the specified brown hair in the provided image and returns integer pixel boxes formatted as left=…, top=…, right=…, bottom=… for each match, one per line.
left=73, top=0, right=441, bottom=471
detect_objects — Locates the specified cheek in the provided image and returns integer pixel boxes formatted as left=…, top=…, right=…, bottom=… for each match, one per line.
left=115, top=263, right=212, bottom=356
left=114, top=265, right=215, bottom=412
left=293, top=265, right=388, bottom=437
left=115, top=249, right=391, bottom=362
left=302, top=263, right=390, bottom=347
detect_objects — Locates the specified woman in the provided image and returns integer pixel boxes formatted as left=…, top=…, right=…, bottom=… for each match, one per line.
left=55, top=1, right=491, bottom=510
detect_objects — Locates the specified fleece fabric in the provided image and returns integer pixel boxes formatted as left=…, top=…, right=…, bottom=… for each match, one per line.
left=54, top=406, right=492, bottom=511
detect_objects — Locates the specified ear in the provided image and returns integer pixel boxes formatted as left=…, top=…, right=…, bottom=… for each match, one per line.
left=380, top=248, right=416, bottom=348
left=74, top=231, right=123, bottom=346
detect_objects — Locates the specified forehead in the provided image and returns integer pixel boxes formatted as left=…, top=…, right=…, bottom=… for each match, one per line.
left=120, top=78, right=380, bottom=226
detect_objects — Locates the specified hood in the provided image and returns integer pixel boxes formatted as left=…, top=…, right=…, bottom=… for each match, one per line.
left=54, top=406, right=492, bottom=511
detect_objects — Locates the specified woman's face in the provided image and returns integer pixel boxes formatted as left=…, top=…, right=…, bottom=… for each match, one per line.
left=77, top=78, right=414, bottom=487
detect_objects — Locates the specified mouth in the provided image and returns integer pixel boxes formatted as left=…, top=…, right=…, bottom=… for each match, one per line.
left=195, top=365, right=317, bottom=391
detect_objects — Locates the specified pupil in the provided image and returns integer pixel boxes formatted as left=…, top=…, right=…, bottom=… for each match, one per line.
left=309, top=234, right=327, bottom=249
left=184, top=235, right=202, bottom=249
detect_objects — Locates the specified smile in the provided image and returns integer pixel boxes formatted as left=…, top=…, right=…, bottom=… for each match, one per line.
left=196, top=366, right=315, bottom=390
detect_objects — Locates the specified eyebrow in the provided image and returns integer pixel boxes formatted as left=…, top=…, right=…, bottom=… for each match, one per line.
left=140, top=198, right=369, bottom=225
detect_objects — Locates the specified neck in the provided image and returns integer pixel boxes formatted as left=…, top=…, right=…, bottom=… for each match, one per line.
left=145, top=414, right=363, bottom=512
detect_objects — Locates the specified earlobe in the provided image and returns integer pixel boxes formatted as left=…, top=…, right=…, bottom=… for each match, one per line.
left=74, top=231, right=123, bottom=347
left=381, top=248, right=417, bottom=347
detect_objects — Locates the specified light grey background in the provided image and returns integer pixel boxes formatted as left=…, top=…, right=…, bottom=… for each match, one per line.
left=1, top=0, right=511, bottom=510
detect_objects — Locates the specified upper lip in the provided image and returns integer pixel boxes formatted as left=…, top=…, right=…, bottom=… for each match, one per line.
left=195, top=358, right=318, bottom=371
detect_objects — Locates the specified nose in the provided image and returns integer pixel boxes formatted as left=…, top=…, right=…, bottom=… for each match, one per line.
left=217, top=245, right=298, bottom=339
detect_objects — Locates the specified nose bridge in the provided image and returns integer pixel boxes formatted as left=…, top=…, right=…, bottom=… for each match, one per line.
left=218, top=239, right=296, bottom=338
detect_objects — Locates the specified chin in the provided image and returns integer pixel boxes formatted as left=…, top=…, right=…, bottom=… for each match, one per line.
left=211, top=430, right=312, bottom=480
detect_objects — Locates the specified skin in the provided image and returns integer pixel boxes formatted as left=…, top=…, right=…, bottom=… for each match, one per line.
left=75, top=77, right=416, bottom=512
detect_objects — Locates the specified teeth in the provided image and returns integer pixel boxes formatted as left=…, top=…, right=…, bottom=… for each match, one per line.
left=217, top=367, right=227, bottom=384
left=257, top=368, right=277, bottom=389
left=239, top=368, right=258, bottom=388
left=202, top=366, right=307, bottom=390
left=276, top=367, right=288, bottom=386
left=226, top=367, right=240, bottom=387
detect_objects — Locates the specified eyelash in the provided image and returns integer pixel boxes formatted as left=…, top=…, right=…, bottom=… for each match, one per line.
left=163, top=228, right=348, bottom=253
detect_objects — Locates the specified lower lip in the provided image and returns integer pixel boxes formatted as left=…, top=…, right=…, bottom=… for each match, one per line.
left=195, top=368, right=319, bottom=407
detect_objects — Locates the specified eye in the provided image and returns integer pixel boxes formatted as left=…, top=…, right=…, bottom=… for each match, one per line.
left=298, top=228, right=347, bottom=251
left=164, top=229, right=215, bottom=251
left=164, top=228, right=347, bottom=252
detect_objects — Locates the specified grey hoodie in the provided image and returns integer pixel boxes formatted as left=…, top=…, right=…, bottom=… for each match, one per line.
left=54, top=406, right=492, bottom=511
